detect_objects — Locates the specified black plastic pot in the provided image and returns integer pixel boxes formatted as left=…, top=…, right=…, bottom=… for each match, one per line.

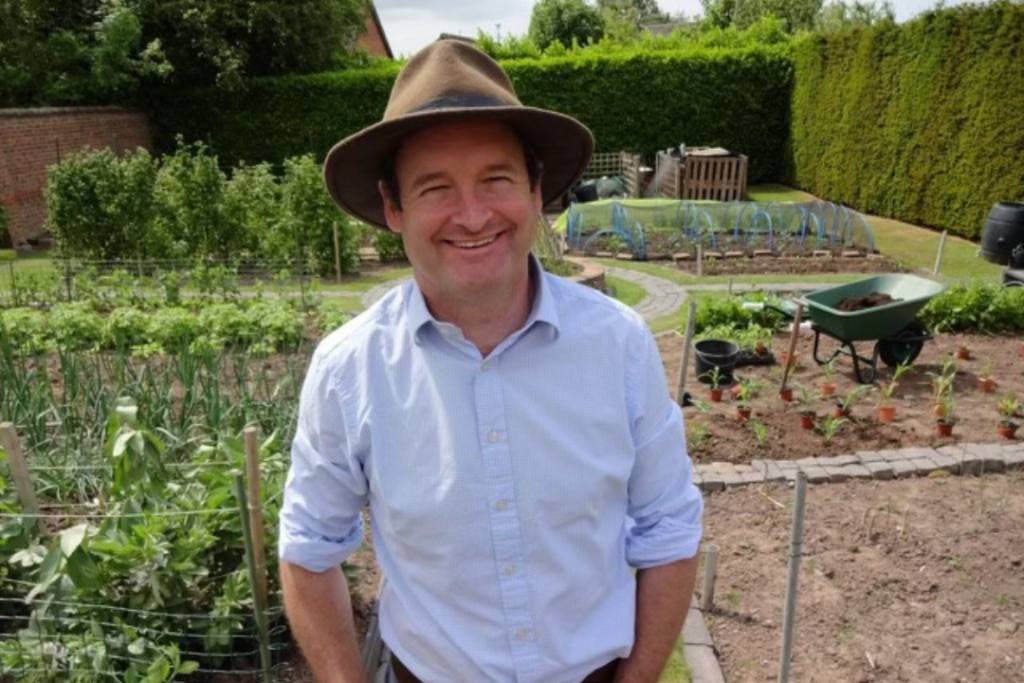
left=694, top=339, right=740, bottom=384
left=980, top=202, right=1024, bottom=266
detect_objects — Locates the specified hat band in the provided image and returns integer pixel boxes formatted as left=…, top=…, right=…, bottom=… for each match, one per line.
left=411, top=94, right=511, bottom=113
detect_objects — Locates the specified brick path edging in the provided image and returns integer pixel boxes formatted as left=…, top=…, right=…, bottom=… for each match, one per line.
left=693, top=441, right=1024, bottom=492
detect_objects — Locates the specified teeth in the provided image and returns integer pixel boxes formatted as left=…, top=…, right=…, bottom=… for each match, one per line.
left=453, top=236, right=497, bottom=249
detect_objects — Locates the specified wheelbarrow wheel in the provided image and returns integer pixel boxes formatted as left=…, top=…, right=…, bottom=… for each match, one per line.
left=878, top=322, right=926, bottom=368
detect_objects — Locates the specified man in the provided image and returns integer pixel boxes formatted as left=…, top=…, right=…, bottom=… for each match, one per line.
left=279, top=39, right=703, bottom=683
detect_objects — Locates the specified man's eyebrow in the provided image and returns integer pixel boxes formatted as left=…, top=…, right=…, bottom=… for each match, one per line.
left=406, top=172, right=448, bottom=194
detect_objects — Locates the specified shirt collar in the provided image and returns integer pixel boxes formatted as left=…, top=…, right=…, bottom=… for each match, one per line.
left=407, top=254, right=561, bottom=345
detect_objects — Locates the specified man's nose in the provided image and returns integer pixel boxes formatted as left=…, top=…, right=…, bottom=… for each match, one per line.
left=451, top=189, right=493, bottom=233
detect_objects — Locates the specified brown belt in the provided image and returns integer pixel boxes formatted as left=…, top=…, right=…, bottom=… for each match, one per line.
left=390, top=654, right=620, bottom=683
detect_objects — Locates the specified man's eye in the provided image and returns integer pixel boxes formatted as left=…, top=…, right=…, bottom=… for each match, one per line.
left=420, top=185, right=448, bottom=196
left=487, top=176, right=512, bottom=184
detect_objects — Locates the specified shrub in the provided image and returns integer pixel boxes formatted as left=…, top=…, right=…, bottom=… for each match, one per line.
left=223, top=162, right=284, bottom=257
left=147, top=307, right=202, bottom=351
left=48, top=303, right=105, bottom=349
left=246, top=300, right=305, bottom=351
left=104, top=306, right=152, bottom=348
left=45, top=148, right=158, bottom=260
left=374, top=230, right=406, bottom=262
left=151, top=141, right=229, bottom=258
left=919, top=282, right=1024, bottom=333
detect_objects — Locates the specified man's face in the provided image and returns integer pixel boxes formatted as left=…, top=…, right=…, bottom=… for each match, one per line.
left=381, top=120, right=542, bottom=306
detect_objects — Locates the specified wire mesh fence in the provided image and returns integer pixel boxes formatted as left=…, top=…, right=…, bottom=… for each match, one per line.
left=0, top=421, right=293, bottom=682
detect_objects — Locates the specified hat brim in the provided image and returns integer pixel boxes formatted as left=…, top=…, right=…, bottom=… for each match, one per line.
left=323, top=106, right=594, bottom=230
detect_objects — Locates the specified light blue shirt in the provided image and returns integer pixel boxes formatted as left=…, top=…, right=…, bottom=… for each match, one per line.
left=279, top=259, right=703, bottom=683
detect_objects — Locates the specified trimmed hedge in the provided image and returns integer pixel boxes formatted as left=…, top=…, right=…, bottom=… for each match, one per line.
left=786, top=2, right=1024, bottom=238
left=150, top=45, right=794, bottom=182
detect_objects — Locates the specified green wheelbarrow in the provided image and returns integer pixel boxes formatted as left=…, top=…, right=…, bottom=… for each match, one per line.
left=777, top=274, right=945, bottom=383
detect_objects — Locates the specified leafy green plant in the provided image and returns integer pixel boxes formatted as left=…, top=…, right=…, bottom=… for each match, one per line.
left=687, top=423, right=710, bottom=450
left=839, top=384, right=871, bottom=412
left=750, top=420, right=768, bottom=449
left=997, top=394, right=1019, bottom=422
left=877, top=361, right=912, bottom=406
left=819, top=414, right=848, bottom=444
left=700, top=365, right=725, bottom=389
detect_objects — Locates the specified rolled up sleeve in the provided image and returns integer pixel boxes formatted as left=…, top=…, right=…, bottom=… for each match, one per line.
left=626, top=330, right=704, bottom=568
left=279, top=349, right=369, bottom=573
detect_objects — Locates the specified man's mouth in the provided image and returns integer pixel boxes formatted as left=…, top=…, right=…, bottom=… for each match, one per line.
left=450, top=234, right=499, bottom=249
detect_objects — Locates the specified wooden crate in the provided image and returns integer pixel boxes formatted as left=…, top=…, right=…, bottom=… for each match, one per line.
left=580, top=152, right=644, bottom=198
left=655, top=148, right=748, bottom=202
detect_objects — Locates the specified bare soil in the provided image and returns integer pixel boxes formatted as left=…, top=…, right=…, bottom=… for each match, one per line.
left=658, top=332, right=1024, bottom=463
left=701, top=474, right=1024, bottom=683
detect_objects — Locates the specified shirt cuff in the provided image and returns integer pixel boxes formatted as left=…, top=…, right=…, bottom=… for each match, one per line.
left=626, top=509, right=704, bottom=568
left=278, top=514, right=364, bottom=573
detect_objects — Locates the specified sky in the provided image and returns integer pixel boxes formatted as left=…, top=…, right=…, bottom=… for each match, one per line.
left=375, top=0, right=991, bottom=57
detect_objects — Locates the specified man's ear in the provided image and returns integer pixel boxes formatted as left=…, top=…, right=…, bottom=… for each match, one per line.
left=531, top=168, right=545, bottom=216
left=379, top=180, right=402, bottom=235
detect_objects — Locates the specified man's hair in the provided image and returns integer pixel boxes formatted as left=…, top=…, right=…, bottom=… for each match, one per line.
left=380, top=127, right=544, bottom=211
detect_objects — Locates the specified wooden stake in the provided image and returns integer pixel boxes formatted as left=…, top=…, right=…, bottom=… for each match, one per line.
left=696, top=244, right=704, bottom=277
left=0, top=423, right=43, bottom=529
left=677, top=301, right=697, bottom=405
left=780, top=303, right=804, bottom=391
left=244, top=427, right=269, bottom=611
left=333, top=222, right=343, bottom=285
left=932, top=230, right=947, bottom=276
left=235, top=475, right=273, bottom=683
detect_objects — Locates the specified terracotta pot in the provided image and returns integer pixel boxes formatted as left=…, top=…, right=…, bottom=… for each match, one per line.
left=730, top=384, right=743, bottom=400
left=955, top=347, right=971, bottom=361
left=709, top=388, right=723, bottom=403
left=979, top=377, right=996, bottom=393
left=1019, top=344, right=1024, bottom=360
left=799, top=413, right=815, bottom=430
left=877, top=405, right=896, bottom=423
left=999, top=423, right=1019, bottom=440
left=936, top=420, right=954, bottom=437
left=779, top=388, right=794, bottom=402
left=819, top=382, right=837, bottom=398
left=736, top=406, right=752, bottom=422
left=832, top=406, right=850, bottom=419
left=778, top=350, right=798, bottom=369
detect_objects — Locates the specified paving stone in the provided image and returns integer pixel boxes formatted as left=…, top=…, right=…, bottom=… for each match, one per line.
left=682, top=608, right=714, bottom=647
left=816, top=456, right=847, bottom=467
left=740, top=471, right=767, bottom=485
left=777, top=460, right=799, bottom=470
left=958, top=453, right=1004, bottom=475
left=882, top=450, right=910, bottom=462
left=833, top=455, right=861, bottom=466
left=963, top=442, right=1006, bottom=457
left=890, top=460, right=918, bottom=478
left=842, top=464, right=872, bottom=479
left=795, top=457, right=819, bottom=468
left=898, top=447, right=939, bottom=460
left=701, top=472, right=725, bottom=492
left=867, top=462, right=895, bottom=480
left=909, top=458, right=938, bottom=475
left=1005, top=452, right=1024, bottom=470
left=825, top=466, right=850, bottom=483
left=803, top=466, right=830, bottom=484
left=936, top=444, right=967, bottom=458
left=711, top=462, right=738, bottom=474
left=721, top=472, right=745, bottom=488
left=692, top=472, right=703, bottom=486
left=734, top=464, right=756, bottom=474
left=856, top=450, right=887, bottom=464
left=928, top=453, right=961, bottom=474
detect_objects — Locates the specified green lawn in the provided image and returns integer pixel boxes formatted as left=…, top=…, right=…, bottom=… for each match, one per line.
left=660, top=644, right=692, bottom=682
left=746, top=183, right=820, bottom=203
left=605, top=275, right=647, bottom=307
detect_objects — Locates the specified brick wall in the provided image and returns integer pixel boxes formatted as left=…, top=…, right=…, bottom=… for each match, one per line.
left=0, top=107, right=152, bottom=248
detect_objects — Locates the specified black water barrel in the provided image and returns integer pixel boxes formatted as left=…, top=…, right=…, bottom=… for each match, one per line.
left=980, top=202, right=1024, bottom=266
left=694, top=339, right=740, bottom=384
left=574, top=181, right=599, bottom=203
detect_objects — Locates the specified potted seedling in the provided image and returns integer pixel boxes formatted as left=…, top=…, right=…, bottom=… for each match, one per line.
left=834, top=384, right=870, bottom=419
left=819, top=359, right=837, bottom=397
left=750, top=420, right=768, bottom=450
left=819, top=414, right=848, bottom=445
left=876, top=362, right=911, bottom=424
left=702, top=366, right=726, bottom=403
left=936, top=396, right=956, bottom=437
left=797, top=387, right=817, bottom=430
left=955, top=343, right=971, bottom=361
left=997, top=394, right=1020, bottom=440
left=978, top=361, right=996, bottom=393
left=735, top=378, right=761, bottom=422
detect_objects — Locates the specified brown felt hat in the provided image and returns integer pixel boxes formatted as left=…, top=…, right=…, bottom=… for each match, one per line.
left=323, top=39, right=594, bottom=229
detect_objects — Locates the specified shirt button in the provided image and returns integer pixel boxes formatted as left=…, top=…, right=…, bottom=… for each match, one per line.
left=494, top=499, right=509, bottom=512
left=515, top=628, right=529, bottom=641
left=487, top=431, right=499, bottom=443
left=504, top=563, right=517, bottom=576
left=481, top=360, right=491, bottom=371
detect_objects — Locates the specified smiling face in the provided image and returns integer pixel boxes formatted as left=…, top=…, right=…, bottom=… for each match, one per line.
left=380, top=119, right=543, bottom=315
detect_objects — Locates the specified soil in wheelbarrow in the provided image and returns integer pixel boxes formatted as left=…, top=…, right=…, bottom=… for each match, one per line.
left=835, top=292, right=901, bottom=311
left=657, top=332, right=1024, bottom=463
left=700, top=474, right=1024, bottom=683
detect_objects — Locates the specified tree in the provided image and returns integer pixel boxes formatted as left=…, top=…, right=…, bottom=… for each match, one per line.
left=597, top=0, right=670, bottom=25
left=815, top=0, right=894, bottom=32
left=136, top=0, right=369, bottom=89
left=699, top=0, right=824, bottom=32
left=528, top=0, right=605, bottom=51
